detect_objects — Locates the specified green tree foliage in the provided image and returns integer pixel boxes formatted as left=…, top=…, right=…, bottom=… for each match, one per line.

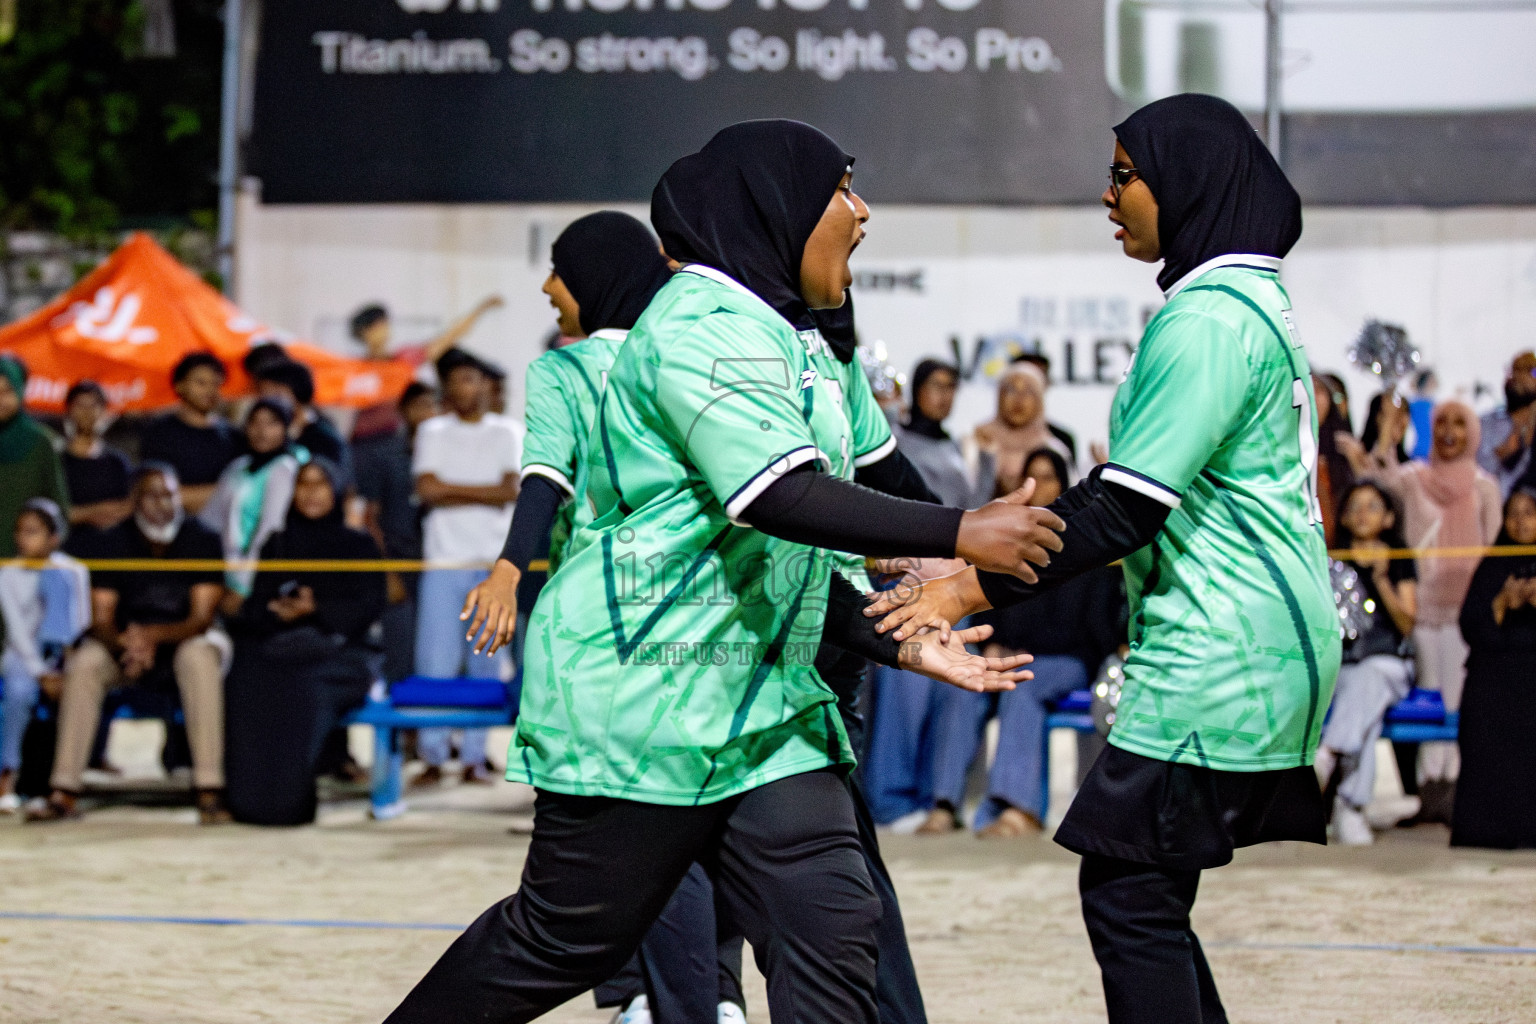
left=0, top=0, right=222, bottom=236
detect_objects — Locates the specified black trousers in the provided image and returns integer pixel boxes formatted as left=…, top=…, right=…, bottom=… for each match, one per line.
left=1078, top=854, right=1228, bottom=1024
left=384, top=769, right=879, bottom=1024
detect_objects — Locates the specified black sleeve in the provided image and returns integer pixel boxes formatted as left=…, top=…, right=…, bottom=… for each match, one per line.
left=853, top=448, right=941, bottom=504
left=975, top=466, right=1171, bottom=610
left=819, top=570, right=905, bottom=668
left=499, top=474, right=565, bottom=573
left=742, top=465, right=962, bottom=558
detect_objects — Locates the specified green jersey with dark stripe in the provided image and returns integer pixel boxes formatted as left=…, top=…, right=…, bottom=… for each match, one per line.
left=519, top=330, right=626, bottom=576
left=506, top=266, right=891, bottom=804
left=1100, top=256, right=1342, bottom=771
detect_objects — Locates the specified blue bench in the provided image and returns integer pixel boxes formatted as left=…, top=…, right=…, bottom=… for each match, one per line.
left=1037, top=686, right=1458, bottom=822
left=343, top=674, right=519, bottom=820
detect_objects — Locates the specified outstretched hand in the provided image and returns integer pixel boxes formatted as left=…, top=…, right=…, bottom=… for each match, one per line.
left=955, top=479, right=1065, bottom=583
left=896, top=623, right=1033, bottom=693
left=864, top=565, right=984, bottom=643
left=461, top=559, right=521, bottom=657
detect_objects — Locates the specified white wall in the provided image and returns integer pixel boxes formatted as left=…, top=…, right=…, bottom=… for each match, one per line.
left=236, top=187, right=1536, bottom=452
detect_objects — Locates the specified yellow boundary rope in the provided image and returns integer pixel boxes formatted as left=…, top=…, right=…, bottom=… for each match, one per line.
left=3, top=546, right=1533, bottom=574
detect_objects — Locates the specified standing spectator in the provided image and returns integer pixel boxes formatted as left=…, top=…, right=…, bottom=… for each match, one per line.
left=0, top=500, right=90, bottom=813
left=964, top=362, right=1074, bottom=498
left=225, top=459, right=386, bottom=825
left=1013, top=351, right=1079, bottom=465
left=412, top=349, right=521, bottom=785
left=1313, top=482, right=1417, bottom=845
left=1476, top=350, right=1536, bottom=498
left=1360, top=391, right=1409, bottom=466
left=200, top=398, right=307, bottom=601
left=348, top=296, right=505, bottom=441
left=60, top=381, right=133, bottom=543
left=1451, top=486, right=1536, bottom=849
left=26, top=465, right=231, bottom=824
left=1342, top=400, right=1502, bottom=824
left=356, top=380, right=437, bottom=684
left=252, top=359, right=353, bottom=486
left=919, top=448, right=1123, bottom=838
left=893, top=359, right=996, bottom=508
left=0, top=355, right=70, bottom=559
left=1313, top=372, right=1355, bottom=546
left=139, top=354, right=240, bottom=516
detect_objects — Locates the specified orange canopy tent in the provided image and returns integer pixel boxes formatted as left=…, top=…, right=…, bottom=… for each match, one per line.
left=0, top=233, right=414, bottom=414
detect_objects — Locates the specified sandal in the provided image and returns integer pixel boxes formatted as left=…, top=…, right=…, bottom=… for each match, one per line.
left=197, top=789, right=233, bottom=826
left=915, top=806, right=961, bottom=835
left=23, top=791, right=81, bottom=823
left=977, top=806, right=1043, bottom=839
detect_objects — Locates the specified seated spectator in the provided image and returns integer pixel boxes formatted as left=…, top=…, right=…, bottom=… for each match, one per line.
left=1451, top=486, right=1536, bottom=849
left=0, top=500, right=90, bottom=812
left=0, top=355, right=70, bottom=559
left=1313, top=482, right=1418, bottom=845
left=963, top=361, right=1074, bottom=498
left=918, top=448, right=1123, bottom=837
left=894, top=359, right=995, bottom=507
left=225, top=459, right=385, bottom=825
left=200, top=398, right=306, bottom=600
left=139, top=354, right=240, bottom=516
left=61, top=380, right=133, bottom=543
left=1476, top=351, right=1536, bottom=497
left=27, top=464, right=230, bottom=823
left=1340, top=400, right=1502, bottom=824
left=253, top=359, right=353, bottom=485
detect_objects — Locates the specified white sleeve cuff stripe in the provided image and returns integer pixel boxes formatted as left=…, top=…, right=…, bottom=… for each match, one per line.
left=1102, top=466, right=1183, bottom=509
left=522, top=464, right=575, bottom=495
left=724, top=446, right=829, bottom=522
left=852, top=434, right=898, bottom=468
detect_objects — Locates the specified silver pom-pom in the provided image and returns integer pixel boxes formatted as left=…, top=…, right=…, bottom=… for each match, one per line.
left=857, top=340, right=905, bottom=401
left=1347, top=319, right=1420, bottom=390
left=1330, top=559, right=1376, bottom=642
left=1090, top=652, right=1126, bottom=737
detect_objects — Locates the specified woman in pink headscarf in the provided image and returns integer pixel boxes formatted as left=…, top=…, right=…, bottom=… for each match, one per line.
left=1343, top=399, right=1502, bottom=823
left=965, top=362, right=1074, bottom=497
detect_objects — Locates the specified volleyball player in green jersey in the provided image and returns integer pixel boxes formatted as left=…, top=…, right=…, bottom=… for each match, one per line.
left=390, top=121, right=1063, bottom=1024
left=867, top=95, right=1342, bottom=1024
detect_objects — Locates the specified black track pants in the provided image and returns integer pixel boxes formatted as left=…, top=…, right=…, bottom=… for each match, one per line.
left=1078, top=854, right=1228, bottom=1024
left=383, top=769, right=879, bottom=1024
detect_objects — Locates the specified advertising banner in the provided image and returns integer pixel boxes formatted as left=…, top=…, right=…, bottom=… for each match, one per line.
left=251, top=0, right=1536, bottom=206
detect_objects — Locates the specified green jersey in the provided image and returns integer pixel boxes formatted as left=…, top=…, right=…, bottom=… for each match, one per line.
left=507, top=266, right=891, bottom=804
left=519, top=330, right=627, bottom=575
left=1102, top=256, right=1342, bottom=771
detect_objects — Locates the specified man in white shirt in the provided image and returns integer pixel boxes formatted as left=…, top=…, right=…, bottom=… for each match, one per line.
left=412, top=349, right=522, bottom=784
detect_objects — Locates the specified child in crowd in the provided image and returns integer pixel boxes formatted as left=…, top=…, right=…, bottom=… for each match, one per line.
left=1313, top=481, right=1418, bottom=845
left=0, top=500, right=90, bottom=812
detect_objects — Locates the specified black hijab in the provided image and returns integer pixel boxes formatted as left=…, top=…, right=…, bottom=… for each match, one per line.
left=1114, top=93, right=1302, bottom=293
left=285, top=456, right=346, bottom=534
left=904, top=358, right=958, bottom=440
left=551, top=211, right=673, bottom=337
left=245, top=396, right=295, bottom=473
left=652, top=119, right=853, bottom=331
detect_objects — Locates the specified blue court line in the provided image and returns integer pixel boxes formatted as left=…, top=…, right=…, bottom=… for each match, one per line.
left=1212, top=940, right=1536, bottom=956
left=2, top=912, right=1533, bottom=956
left=0, top=910, right=463, bottom=932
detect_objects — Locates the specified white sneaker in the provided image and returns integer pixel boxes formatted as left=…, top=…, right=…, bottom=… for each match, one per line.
left=1333, top=799, right=1374, bottom=846
left=613, top=995, right=651, bottom=1024
left=0, top=792, right=20, bottom=814
left=719, top=1002, right=748, bottom=1024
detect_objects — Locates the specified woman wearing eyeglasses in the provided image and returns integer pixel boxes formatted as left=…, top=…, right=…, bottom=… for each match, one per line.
left=865, top=93, right=1342, bottom=1023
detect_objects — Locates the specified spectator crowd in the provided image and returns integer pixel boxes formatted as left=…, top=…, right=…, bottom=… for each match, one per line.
left=1, top=314, right=1533, bottom=850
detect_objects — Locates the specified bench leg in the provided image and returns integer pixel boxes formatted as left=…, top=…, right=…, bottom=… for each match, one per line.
left=1040, top=727, right=1052, bottom=825
left=369, top=726, right=407, bottom=821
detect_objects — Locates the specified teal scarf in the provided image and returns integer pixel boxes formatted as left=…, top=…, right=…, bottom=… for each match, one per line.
left=0, top=355, right=48, bottom=465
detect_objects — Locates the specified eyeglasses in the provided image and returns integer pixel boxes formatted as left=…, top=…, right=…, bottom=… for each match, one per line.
left=1108, top=164, right=1141, bottom=205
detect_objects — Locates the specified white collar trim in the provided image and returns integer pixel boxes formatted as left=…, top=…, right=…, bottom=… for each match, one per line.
left=1163, top=254, right=1282, bottom=300
left=680, top=264, right=784, bottom=323
left=587, top=328, right=628, bottom=342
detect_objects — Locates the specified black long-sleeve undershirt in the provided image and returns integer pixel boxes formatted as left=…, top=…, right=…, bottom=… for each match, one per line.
left=741, top=464, right=962, bottom=558
left=975, top=466, right=1171, bottom=610
left=854, top=447, right=942, bottom=505
left=820, top=568, right=906, bottom=668
left=497, top=474, right=565, bottom=573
